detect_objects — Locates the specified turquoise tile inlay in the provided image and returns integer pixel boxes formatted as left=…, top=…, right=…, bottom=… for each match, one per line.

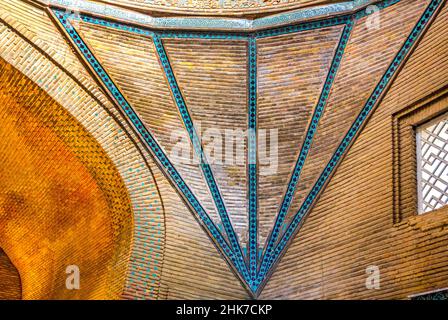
left=248, top=37, right=258, bottom=286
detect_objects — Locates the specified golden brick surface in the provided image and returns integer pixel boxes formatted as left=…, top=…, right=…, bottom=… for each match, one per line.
left=0, top=59, right=132, bottom=299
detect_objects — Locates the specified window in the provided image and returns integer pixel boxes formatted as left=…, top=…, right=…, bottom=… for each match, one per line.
left=392, top=88, right=448, bottom=223
left=416, top=114, right=448, bottom=214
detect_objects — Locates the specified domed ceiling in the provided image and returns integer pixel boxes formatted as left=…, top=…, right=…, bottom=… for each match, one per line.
left=50, top=0, right=443, bottom=295
left=0, top=0, right=445, bottom=299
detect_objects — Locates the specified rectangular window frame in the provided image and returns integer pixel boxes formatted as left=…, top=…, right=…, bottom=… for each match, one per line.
left=392, top=86, right=448, bottom=224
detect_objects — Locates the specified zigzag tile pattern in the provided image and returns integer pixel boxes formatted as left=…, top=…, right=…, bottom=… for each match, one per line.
left=50, top=0, right=443, bottom=295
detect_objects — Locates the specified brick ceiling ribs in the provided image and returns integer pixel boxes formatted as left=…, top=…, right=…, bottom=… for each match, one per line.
left=49, top=0, right=444, bottom=296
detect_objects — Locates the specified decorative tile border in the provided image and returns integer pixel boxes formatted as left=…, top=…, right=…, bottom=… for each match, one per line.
left=45, top=0, right=378, bottom=31
left=62, top=0, right=373, bottom=16
left=248, top=36, right=258, bottom=286
left=53, top=0, right=399, bottom=41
